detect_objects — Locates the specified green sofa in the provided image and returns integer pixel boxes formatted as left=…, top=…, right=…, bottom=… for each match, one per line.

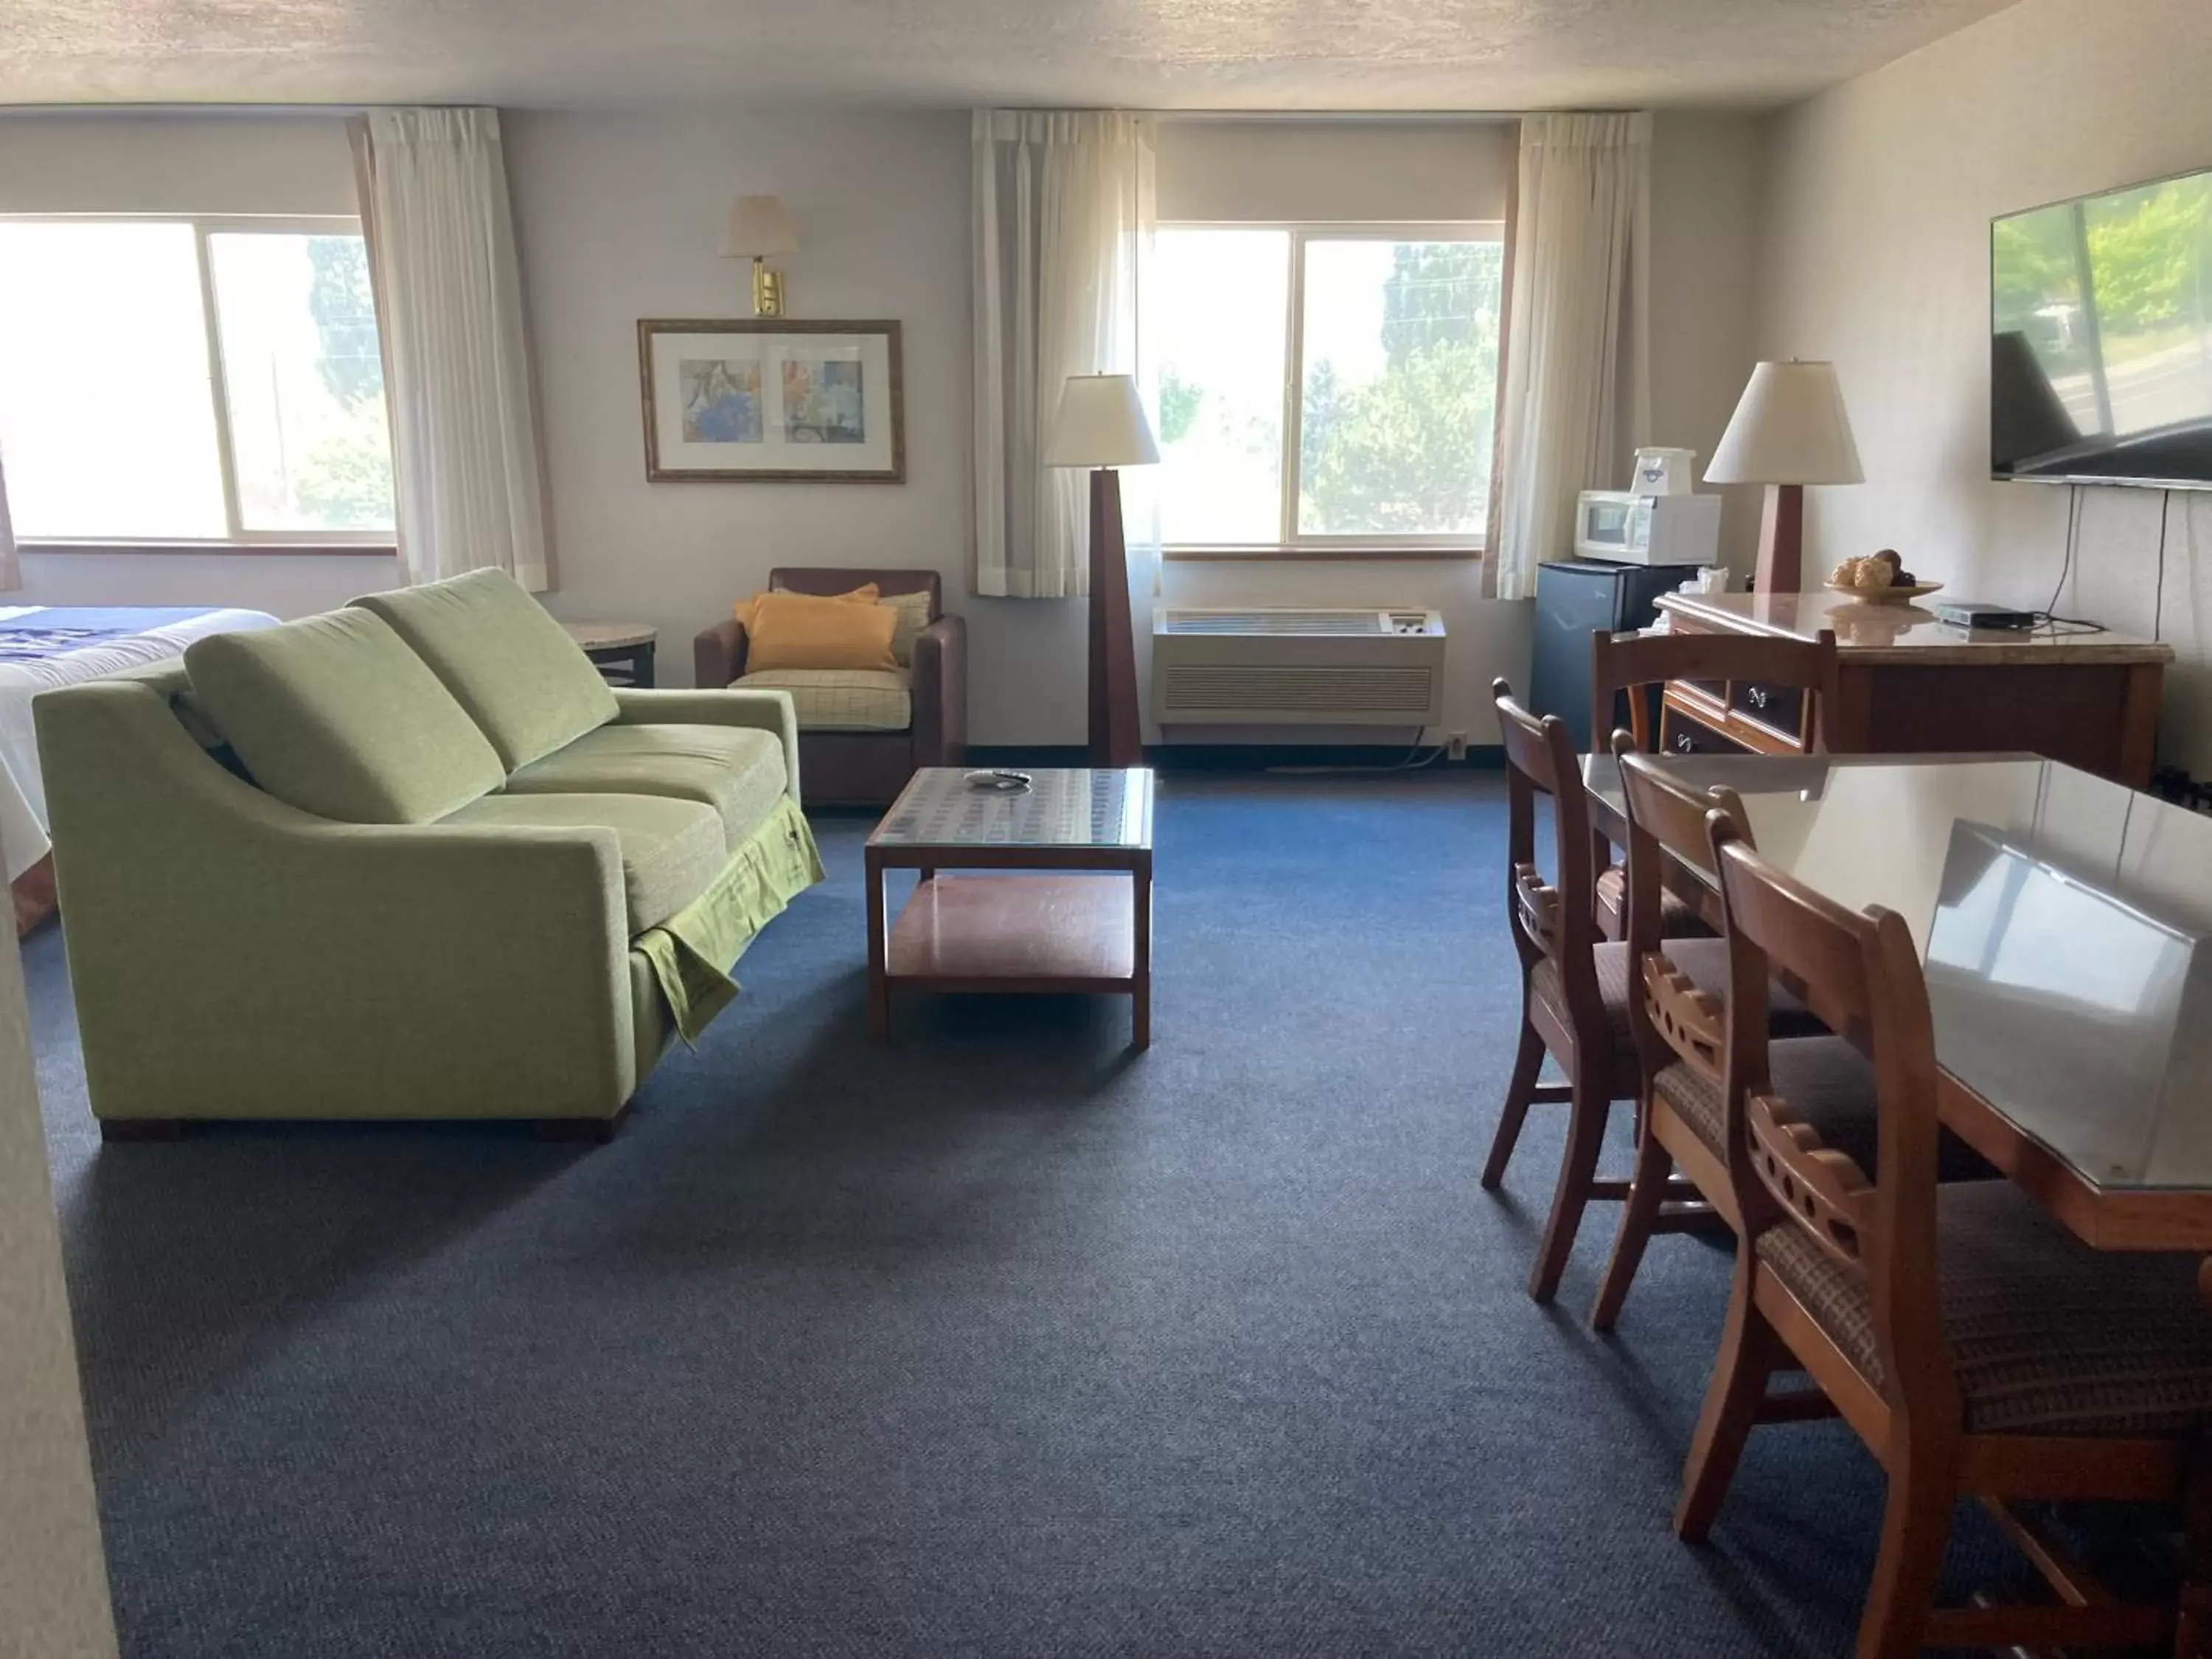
left=34, top=571, right=824, bottom=1138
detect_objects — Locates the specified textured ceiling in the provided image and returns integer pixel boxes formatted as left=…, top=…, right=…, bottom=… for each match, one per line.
left=1, top=0, right=2021, bottom=111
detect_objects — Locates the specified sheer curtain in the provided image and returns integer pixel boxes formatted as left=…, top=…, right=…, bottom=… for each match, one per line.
left=1489, top=112, right=1652, bottom=600
left=971, top=111, right=1155, bottom=598
left=349, top=108, right=552, bottom=591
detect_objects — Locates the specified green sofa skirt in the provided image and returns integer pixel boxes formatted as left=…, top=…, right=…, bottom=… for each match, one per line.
left=630, top=794, right=825, bottom=1060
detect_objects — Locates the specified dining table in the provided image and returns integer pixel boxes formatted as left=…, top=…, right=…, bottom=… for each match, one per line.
left=1582, top=749, right=2212, bottom=1265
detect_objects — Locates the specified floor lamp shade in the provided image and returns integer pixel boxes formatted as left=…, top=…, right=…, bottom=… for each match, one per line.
left=1048, top=375, right=1157, bottom=768
left=1705, top=360, right=1863, bottom=595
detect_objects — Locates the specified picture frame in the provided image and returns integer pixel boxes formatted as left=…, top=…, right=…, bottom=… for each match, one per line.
left=637, top=318, right=905, bottom=483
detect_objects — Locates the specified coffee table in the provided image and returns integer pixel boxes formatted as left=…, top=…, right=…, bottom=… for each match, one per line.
left=863, top=768, right=1154, bottom=1048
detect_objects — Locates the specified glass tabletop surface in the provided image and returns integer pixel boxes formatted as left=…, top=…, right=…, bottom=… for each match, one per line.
left=869, top=768, right=1154, bottom=850
left=1583, top=751, right=2212, bottom=1194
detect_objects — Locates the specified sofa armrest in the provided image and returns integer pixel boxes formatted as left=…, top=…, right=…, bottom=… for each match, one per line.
left=610, top=686, right=802, bottom=807
left=694, top=619, right=749, bottom=688
left=35, top=680, right=638, bottom=1121
left=910, top=614, right=967, bottom=768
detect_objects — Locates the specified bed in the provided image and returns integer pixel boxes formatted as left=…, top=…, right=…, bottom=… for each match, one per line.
left=0, top=606, right=280, bottom=917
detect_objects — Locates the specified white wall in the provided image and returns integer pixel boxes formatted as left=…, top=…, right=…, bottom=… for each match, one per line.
left=0, top=105, right=1769, bottom=748
left=497, top=108, right=1089, bottom=741
left=1756, top=0, right=2212, bottom=770
left=0, top=907, right=117, bottom=1659
left=0, top=111, right=404, bottom=616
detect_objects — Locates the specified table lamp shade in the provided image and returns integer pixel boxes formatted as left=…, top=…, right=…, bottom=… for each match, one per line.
left=1705, top=360, right=1864, bottom=486
left=719, top=195, right=799, bottom=257
left=1046, top=374, right=1159, bottom=468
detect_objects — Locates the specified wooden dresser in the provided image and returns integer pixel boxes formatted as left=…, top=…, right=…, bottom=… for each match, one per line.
left=1653, top=590, right=2173, bottom=787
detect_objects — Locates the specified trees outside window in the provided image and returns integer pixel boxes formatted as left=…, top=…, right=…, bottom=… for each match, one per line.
left=1148, top=225, right=1503, bottom=552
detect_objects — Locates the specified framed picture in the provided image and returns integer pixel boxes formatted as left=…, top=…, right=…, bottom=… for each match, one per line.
left=637, top=319, right=905, bottom=483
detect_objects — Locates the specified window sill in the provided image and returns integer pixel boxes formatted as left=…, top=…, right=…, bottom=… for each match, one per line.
left=1163, top=546, right=1486, bottom=564
left=20, top=540, right=399, bottom=560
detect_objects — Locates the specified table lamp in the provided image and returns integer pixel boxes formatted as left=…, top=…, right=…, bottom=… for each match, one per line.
left=1046, top=373, right=1158, bottom=768
left=720, top=195, right=799, bottom=317
left=1705, top=360, right=1863, bottom=595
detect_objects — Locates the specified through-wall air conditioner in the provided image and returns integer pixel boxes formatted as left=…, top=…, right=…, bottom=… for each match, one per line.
left=1151, top=608, right=1447, bottom=726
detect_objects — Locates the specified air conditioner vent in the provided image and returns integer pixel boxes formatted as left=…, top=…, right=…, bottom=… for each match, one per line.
left=1150, top=607, right=1447, bottom=726
left=1163, top=665, right=1436, bottom=717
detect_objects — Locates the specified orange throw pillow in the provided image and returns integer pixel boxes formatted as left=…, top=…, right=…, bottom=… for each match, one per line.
left=744, top=590, right=899, bottom=673
left=732, top=582, right=878, bottom=632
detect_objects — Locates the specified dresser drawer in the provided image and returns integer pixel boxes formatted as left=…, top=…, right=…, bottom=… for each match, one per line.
left=1728, top=678, right=1804, bottom=739
left=1659, top=704, right=1751, bottom=757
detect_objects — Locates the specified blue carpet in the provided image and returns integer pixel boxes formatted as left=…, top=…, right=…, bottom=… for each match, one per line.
left=31, top=772, right=2017, bottom=1656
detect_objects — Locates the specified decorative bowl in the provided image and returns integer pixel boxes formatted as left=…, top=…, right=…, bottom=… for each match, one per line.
left=1823, top=580, right=1944, bottom=607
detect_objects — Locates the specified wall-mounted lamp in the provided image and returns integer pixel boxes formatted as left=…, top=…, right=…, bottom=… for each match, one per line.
left=720, top=195, right=799, bottom=317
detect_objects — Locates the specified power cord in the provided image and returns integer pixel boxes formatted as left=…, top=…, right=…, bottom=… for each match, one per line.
left=1267, top=728, right=1447, bottom=775
left=2032, top=484, right=2107, bottom=636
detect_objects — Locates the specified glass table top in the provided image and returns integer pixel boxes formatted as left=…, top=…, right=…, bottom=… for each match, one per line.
left=869, top=768, right=1154, bottom=850
left=1583, top=751, right=2212, bottom=1194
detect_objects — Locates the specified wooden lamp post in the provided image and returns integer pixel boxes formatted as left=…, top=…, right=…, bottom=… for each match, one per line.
left=1705, top=360, right=1864, bottom=596
left=1046, top=373, right=1158, bottom=768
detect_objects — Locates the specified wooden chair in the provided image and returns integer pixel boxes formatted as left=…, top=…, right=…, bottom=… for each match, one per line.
left=1587, top=737, right=1837, bottom=1332
left=1486, top=681, right=1810, bottom=1301
left=1587, top=626, right=1840, bottom=943
left=1678, top=816, right=2212, bottom=1657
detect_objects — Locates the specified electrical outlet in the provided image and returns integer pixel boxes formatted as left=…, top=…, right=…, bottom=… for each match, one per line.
left=1447, top=731, right=1469, bottom=762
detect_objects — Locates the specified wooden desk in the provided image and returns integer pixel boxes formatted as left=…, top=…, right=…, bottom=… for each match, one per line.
left=1582, top=750, right=2212, bottom=1255
left=1654, top=590, right=2172, bottom=787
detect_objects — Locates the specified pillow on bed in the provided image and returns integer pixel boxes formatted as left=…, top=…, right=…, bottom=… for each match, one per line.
left=355, top=571, right=619, bottom=773
left=184, top=610, right=506, bottom=824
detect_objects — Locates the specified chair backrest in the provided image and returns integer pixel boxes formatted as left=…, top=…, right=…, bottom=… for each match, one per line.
left=1492, top=678, right=1602, bottom=1023
left=1614, top=737, right=1750, bottom=1078
left=771, top=567, right=942, bottom=621
left=1590, top=627, right=1841, bottom=753
left=1707, top=814, right=1949, bottom=1412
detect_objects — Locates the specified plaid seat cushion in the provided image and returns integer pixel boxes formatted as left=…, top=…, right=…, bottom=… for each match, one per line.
left=1655, top=1041, right=1993, bottom=1180
left=1655, top=1037, right=1879, bottom=1172
left=1596, top=864, right=1711, bottom=942
left=1757, top=1180, right=2212, bottom=1436
left=736, top=667, right=911, bottom=731
left=1532, top=938, right=1823, bottom=1068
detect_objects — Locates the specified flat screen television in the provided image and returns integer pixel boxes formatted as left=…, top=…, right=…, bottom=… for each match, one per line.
left=1992, top=164, right=2212, bottom=489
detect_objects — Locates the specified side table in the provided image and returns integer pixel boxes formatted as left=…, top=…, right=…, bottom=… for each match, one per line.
left=563, top=622, right=657, bottom=688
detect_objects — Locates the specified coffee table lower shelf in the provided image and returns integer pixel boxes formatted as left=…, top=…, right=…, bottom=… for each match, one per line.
left=869, top=873, right=1150, bottom=1048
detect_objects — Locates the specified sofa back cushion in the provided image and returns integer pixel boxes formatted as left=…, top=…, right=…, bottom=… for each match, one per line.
left=184, top=609, right=507, bottom=824
left=354, top=571, right=619, bottom=771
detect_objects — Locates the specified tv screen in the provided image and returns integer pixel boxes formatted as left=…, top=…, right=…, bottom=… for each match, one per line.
left=1992, top=165, right=2212, bottom=489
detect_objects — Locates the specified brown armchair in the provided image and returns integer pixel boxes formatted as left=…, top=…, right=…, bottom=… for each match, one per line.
left=694, top=568, right=967, bottom=807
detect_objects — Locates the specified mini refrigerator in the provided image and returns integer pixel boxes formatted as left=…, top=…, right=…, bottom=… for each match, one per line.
left=1527, top=560, right=1704, bottom=752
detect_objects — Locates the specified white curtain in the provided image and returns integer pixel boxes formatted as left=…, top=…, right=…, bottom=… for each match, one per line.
left=0, top=446, right=18, bottom=594
left=349, top=108, right=552, bottom=591
left=1490, top=112, right=1652, bottom=600
left=971, top=111, right=1155, bottom=598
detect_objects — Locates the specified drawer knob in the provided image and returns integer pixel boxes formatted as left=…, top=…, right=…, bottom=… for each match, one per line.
left=1748, top=686, right=1769, bottom=709
left=1674, top=733, right=1695, bottom=753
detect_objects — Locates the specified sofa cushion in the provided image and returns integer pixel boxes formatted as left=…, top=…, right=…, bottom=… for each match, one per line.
left=734, top=667, right=911, bottom=731
left=184, top=608, right=506, bottom=824
left=355, top=570, right=619, bottom=771
left=442, top=792, right=723, bottom=934
left=504, top=723, right=787, bottom=852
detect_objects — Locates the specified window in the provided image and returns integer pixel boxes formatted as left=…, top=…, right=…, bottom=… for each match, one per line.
left=1150, top=224, right=1504, bottom=554
left=0, top=218, right=395, bottom=546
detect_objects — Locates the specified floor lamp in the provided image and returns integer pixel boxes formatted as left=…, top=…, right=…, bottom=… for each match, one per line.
left=1046, top=374, right=1158, bottom=768
left=1705, top=360, right=1863, bottom=596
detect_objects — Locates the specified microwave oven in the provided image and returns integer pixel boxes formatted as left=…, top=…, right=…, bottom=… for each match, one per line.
left=1573, top=490, right=1722, bottom=566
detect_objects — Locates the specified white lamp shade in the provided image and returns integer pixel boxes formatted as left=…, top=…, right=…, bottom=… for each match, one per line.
left=720, top=195, right=798, bottom=257
left=1046, top=374, right=1159, bottom=468
left=1705, top=360, right=1864, bottom=486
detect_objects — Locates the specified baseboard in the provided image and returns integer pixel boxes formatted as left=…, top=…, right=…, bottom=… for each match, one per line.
left=966, top=744, right=1504, bottom=772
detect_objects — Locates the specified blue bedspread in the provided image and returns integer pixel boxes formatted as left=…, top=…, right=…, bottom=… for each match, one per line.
left=0, top=607, right=223, bottom=661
